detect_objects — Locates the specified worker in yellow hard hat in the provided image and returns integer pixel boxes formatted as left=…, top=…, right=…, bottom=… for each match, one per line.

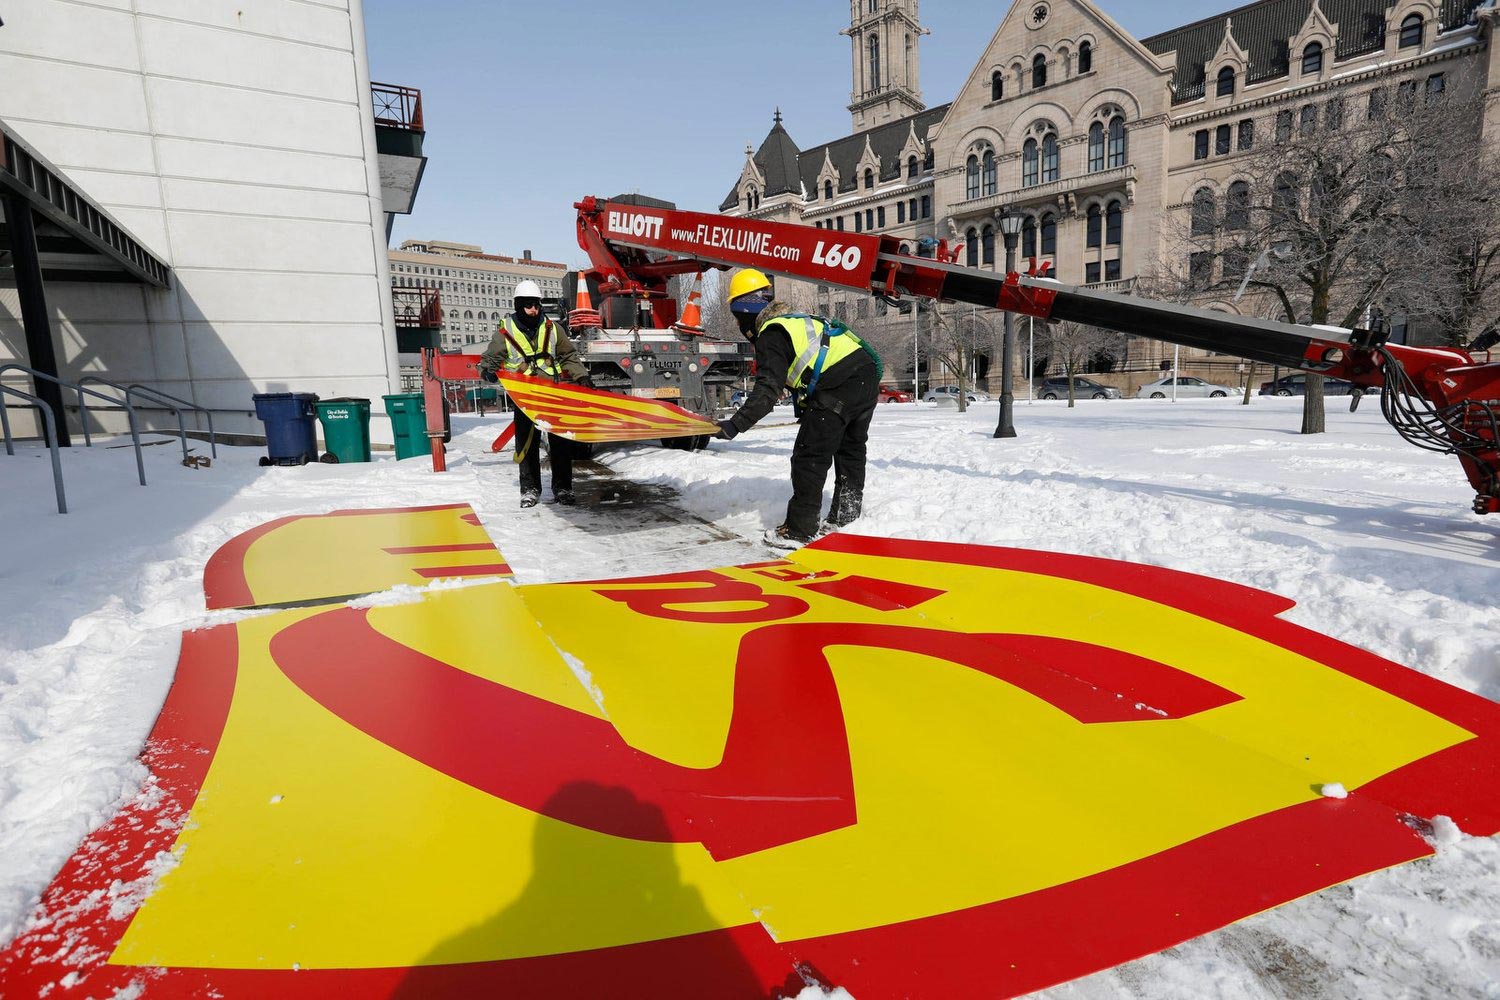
left=717, top=268, right=881, bottom=550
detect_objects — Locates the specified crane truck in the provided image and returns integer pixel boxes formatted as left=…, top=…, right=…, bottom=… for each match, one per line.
left=573, top=194, right=1500, bottom=516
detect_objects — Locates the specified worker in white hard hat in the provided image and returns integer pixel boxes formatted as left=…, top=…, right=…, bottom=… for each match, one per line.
left=717, top=268, right=881, bottom=549
left=478, top=279, right=593, bottom=508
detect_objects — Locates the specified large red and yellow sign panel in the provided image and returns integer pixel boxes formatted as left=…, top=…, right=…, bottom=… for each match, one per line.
left=3, top=509, right=1498, bottom=998
left=498, top=372, right=719, bottom=443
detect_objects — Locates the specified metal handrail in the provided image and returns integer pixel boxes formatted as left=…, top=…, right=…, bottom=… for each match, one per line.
left=0, top=364, right=146, bottom=486
left=126, top=384, right=217, bottom=460
left=0, top=384, right=67, bottom=513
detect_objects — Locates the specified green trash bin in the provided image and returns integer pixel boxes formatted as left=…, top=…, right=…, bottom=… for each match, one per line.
left=382, top=392, right=429, bottom=460
left=314, top=397, right=372, bottom=464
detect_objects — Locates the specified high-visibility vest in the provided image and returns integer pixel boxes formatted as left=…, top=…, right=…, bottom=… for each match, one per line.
left=760, top=313, right=866, bottom=393
left=499, top=317, right=561, bottom=377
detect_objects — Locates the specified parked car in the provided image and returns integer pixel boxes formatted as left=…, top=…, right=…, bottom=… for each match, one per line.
left=878, top=385, right=913, bottom=403
left=1033, top=376, right=1121, bottom=400
left=1257, top=373, right=1360, bottom=396
left=728, top=390, right=747, bottom=407
left=922, top=385, right=988, bottom=403
left=1135, top=376, right=1239, bottom=399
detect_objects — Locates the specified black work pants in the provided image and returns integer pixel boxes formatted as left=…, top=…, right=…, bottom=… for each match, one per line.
left=514, top=407, right=572, bottom=496
left=784, top=363, right=879, bottom=537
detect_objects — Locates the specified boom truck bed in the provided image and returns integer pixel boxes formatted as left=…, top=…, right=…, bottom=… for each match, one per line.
left=574, top=195, right=1500, bottom=516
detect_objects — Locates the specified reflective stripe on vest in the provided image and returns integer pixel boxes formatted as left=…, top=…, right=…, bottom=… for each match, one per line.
left=501, top=317, right=559, bottom=376
left=763, top=315, right=863, bottom=390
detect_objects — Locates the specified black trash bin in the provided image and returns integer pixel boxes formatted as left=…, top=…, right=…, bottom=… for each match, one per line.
left=252, top=392, right=320, bottom=466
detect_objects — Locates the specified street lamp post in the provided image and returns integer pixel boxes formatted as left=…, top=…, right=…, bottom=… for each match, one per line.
left=994, top=206, right=1025, bottom=438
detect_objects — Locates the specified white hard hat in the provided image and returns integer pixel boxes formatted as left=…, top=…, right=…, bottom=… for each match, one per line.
left=515, top=279, right=542, bottom=299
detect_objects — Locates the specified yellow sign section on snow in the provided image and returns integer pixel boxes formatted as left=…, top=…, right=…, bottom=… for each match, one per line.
left=499, top=374, right=718, bottom=443
left=516, top=555, right=1470, bottom=943
left=232, top=505, right=508, bottom=608
left=112, top=584, right=753, bottom=970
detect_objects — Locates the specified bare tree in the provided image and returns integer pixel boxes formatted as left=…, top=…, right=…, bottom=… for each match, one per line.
left=925, top=305, right=996, bottom=412
left=1041, top=320, right=1125, bottom=406
left=1162, top=67, right=1493, bottom=433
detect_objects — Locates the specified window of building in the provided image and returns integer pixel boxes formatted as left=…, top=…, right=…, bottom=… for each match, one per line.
left=982, top=150, right=997, bottom=195
left=1088, top=122, right=1104, bottom=172
left=1086, top=203, right=1102, bottom=247
left=854, top=213, right=863, bottom=232
left=1225, top=180, right=1250, bottom=230
left=1276, top=109, right=1293, bottom=141
left=1105, top=258, right=1121, bottom=281
left=1217, top=66, right=1235, bottom=98
left=866, top=208, right=874, bottom=229
left=1022, top=216, right=1037, bottom=257
left=982, top=225, right=996, bottom=265
left=1041, top=134, right=1060, bottom=183
left=991, top=71, right=1004, bottom=101
left=1299, top=104, right=1317, bottom=136
left=1105, top=199, right=1123, bottom=246
left=877, top=205, right=886, bottom=227
left=909, top=197, right=917, bottom=219
left=1367, top=87, right=1386, bottom=120
left=869, top=36, right=880, bottom=86
left=1191, top=188, right=1216, bottom=235
left=864, top=168, right=875, bottom=189
left=824, top=179, right=833, bottom=199
left=1223, top=246, right=1250, bottom=281
left=1426, top=73, right=1445, bottom=101
left=1022, top=138, right=1040, bottom=186
left=1399, top=14, right=1423, bottom=49
left=966, top=227, right=979, bottom=267
left=1040, top=214, right=1057, bottom=256
left=1189, top=251, right=1214, bottom=289
left=1325, top=98, right=1344, bottom=130
left=1215, top=124, right=1231, bottom=155
left=1272, top=172, right=1300, bottom=224
left=837, top=216, right=845, bottom=230
left=1086, top=261, right=1101, bottom=283
left=1107, top=116, right=1126, bottom=167
left=1238, top=118, right=1255, bottom=150
left=966, top=155, right=980, bottom=199
left=924, top=148, right=934, bottom=172
left=1302, top=42, right=1323, bottom=76
left=897, top=201, right=906, bottom=224
left=921, top=195, right=930, bottom=218
left=1194, top=129, right=1209, bottom=159
left=907, top=155, right=918, bottom=178
left=1397, top=79, right=1417, bottom=109
left=1078, top=41, right=1092, bottom=74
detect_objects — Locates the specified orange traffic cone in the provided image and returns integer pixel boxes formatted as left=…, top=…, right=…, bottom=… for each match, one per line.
left=568, top=272, right=603, bottom=330
left=673, top=272, right=705, bottom=335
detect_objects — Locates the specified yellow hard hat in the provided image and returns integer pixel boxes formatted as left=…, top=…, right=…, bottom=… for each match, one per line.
left=728, top=268, right=772, bottom=306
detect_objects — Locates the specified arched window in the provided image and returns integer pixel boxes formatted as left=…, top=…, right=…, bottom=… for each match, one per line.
left=1191, top=188, right=1216, bottom=235
left=1040, top=214, right=1057, bottom=256
left=1399, top=14, right=1423, bottom=48
left=966, top=155, right=980, bottom=199
left=1078, top=41, right=1092, bottom=74
left=1217, top=66, right=1235, bottom=98
left=1302, top=41, right=1323, bottom=75
left=1041, top=133, right=1060, bottom=183
left=1088, top=122, right=1105, bottom=172
left=1105, top=199, right=1123, bottom=246
left=1107, top=116, right=1127, bottom=168
left=864, top=168, right=875, bottom=189
left=981, top=150, right=997, bottom=196
left=982, top=224, right=996, bottom=266
left=1273, top=172, right=1300, bottom=225
left=966, top=227, right=979, bottom=268
left=1022, top=216, right=1038, bottom=257
left=824, top=179, right=833, bottom=200
left=464, top=310, right=474, bottom=319
left=869, top=36, right=881, bottom=87
left=991, top=71, right=1004, bottom=101
left=1032, top=54, right=1047, bottom=89
left=1225, top=180, right=1251, bottom=230
left=1022, top=139, right=1039, bottom=187
left=907, top=155, right=918, bottom=178
left=1086, top=203, right=1102, bottom=247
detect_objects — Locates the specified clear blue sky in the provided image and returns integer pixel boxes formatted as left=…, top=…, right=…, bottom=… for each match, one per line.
left=364, top=0, right=1200, bottom=265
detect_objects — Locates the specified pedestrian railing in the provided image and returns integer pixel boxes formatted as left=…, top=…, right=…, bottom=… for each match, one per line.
left=0, top=363, right=147, bottom=487
left=128, top=384, right=217, bottom=464
left=0, top=383, right=67, bottom=513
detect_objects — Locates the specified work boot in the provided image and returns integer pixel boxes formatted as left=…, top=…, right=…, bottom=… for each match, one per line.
left=763, top=524, right=816, bottom=551
left=520, top=488, right=541, bottom=509
left=554, top=489, right=577, bottom=506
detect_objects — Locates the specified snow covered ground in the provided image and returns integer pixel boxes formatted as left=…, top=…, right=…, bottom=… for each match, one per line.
left=2, top=395, right=1498, bottom=998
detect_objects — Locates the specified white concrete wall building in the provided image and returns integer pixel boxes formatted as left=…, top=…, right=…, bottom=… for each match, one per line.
left=0, top=0, right=402, bottom=442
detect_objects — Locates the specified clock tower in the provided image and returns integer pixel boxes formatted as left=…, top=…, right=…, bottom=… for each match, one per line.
left=843, top=0, right=929, bottom=131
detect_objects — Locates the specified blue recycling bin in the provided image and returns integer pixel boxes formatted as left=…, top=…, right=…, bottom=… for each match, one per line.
left=252, top=392, right=319, bottom=466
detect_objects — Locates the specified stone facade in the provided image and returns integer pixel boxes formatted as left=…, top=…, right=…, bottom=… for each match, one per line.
left=388, top=242, right=567, bottom=353
left=722, top=0, right=1497, bottom=391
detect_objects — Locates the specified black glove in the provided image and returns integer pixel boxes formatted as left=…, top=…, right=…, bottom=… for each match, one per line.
left=479, top=368, right=498, bottom=384
left=575, top=374, right=594, bottom=389
left=716, top=420, right=739, bottom=440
